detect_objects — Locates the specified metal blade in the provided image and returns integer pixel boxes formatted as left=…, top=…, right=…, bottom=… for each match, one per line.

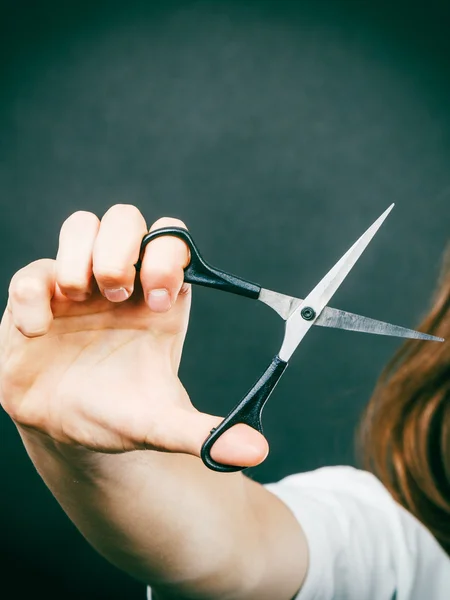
left=278, top=205, right=394, bottom=361
left=259, top=289, right=443, bottom=342
left=258, top=288, right=302, bottom=320
left=302, top=204, right=395, bottom=315
left=316, top=305, right=444, bottom=342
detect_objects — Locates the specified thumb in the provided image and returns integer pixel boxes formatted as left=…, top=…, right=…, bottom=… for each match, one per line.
left=161, top=408, right=270, bottom=468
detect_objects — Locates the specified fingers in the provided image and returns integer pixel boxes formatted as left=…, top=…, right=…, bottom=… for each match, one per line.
left=139, top=217, right=191, bottom=312
left=8, top=259, right=55, bottom=337
left=93, top=205, right=148, bottom=301
left=56, top=207, right=188, bottom=310
left=56, top=211, right=100, bottom=300
left=8, top=207, right=191, bottom=340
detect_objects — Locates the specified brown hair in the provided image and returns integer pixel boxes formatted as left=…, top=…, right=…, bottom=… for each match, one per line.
left=359, top=246, right=450, bottom=555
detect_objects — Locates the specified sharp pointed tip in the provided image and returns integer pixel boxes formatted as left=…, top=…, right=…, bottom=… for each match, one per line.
left=424, top=335, right=444, bottom=342
left=375, top=203, right=395, bottom=225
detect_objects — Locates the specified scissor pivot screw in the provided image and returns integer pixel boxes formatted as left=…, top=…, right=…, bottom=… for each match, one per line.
left=301, top=307, right=316, bottom=321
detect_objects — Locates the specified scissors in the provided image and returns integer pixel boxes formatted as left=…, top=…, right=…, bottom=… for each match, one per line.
left=136, top=204, right=444, bottom=473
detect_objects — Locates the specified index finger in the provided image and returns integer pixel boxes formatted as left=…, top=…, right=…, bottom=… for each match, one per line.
left=8, top=259, right=55, bottom=337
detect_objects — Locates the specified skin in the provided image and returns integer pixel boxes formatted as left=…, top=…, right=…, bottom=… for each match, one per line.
left=0, top=205, right=308, bottom=600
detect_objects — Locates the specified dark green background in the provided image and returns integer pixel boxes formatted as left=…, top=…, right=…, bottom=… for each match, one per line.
left=1, top=1, right=449, bottom=598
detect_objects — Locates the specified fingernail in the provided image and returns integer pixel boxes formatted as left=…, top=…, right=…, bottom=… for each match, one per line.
left=104, top=287, right=130, bottom=302
left=147, top=289, right=171, bottom=312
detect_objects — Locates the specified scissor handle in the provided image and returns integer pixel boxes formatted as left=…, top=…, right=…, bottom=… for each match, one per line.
left=136, top=227, right=282, bottom=473
left=201, top=355, right=288, bottom=472
left=136, top=227, right=261, bottom=299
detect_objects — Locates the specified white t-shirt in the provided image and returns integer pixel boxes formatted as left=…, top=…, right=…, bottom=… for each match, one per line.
left=147, top=466, right=450, bottom=599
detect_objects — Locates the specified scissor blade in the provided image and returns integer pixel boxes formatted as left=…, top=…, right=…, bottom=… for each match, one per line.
left=258, top=288, right=443, bottom=341
left=304, top=204, right=395, bottom=315
left=279, top=205, right=395, bottom=361
left=316, top=305, right=444, bottom=342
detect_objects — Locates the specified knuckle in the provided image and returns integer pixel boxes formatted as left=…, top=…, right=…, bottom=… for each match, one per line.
left=13, top=316, right=52, bottom=338
left=93, top=263, right=132, bottom=284
left=61, top=210, right=98, bottom=230
left=150, top=216, right=187, bottom=231
left=146, top=265, right=181, bottom=281
left=57, top=276, right=89, bottom=293
left=9, top=276, right=46, bottom=303
left=104, top=203, right=143, bottom=220
left=143, top=266, right=184, bottom=291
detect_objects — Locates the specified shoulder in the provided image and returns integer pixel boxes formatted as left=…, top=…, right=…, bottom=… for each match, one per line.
left=265, top=466, right=450, bottom=600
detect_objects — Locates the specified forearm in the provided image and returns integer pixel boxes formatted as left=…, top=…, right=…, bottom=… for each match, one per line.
left=18, top=426, right=265, bottom=599
left=3, top=206, right=306, bottom=599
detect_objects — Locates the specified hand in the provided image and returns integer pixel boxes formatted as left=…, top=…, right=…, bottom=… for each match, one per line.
left=0, top=205, right=268, bottom=466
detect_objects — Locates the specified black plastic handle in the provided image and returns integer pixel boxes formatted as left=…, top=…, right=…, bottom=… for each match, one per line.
left=200, top=355, right=288, bottom=473
left=136, top=227, right=261, bottom=299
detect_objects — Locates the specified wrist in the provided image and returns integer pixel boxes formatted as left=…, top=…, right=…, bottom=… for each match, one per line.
left=16, top=422, right=200, bottom=484
left=16, top=423, right=115, bottom=480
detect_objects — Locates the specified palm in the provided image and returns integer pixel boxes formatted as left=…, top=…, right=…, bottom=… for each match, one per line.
left=0, top=280, right=192, bottom=452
